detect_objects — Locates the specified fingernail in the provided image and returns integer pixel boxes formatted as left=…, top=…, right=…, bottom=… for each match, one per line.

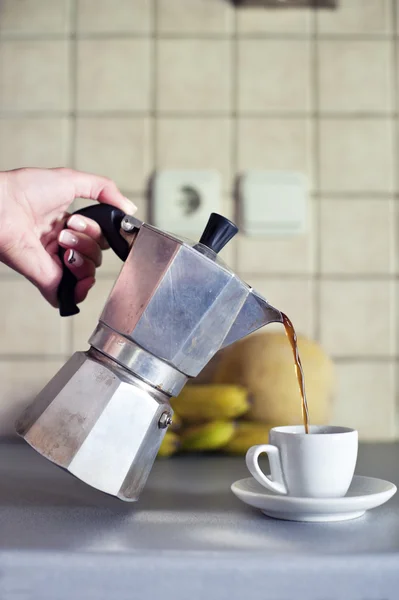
left=60, top=230, right=78, bottom=246
left=66, top=249, right=83, bottom=267
left=67, top=215, right=87, bottom=232
left=123, top=197, right=137, bottom=215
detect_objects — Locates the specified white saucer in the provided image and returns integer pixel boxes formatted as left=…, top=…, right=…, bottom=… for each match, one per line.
left=231, top=475, right=397, bottom=522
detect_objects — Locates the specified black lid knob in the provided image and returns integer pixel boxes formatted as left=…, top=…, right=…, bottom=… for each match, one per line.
left=198, top=213, right=238, bottom=254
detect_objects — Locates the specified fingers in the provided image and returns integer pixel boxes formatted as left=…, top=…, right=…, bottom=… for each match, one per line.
left=75, top=276, right=96, bottom=304
left=63, top=250, right=96, bottom=304
left=57, top=223, right=103, bottom=308
left=66, top=214, right=109, bottom=250
left=64, top=248, right=96, bottom=279
left=59, top=230, right=102, bottom=267
left=53, top=168, right=137, bottom=215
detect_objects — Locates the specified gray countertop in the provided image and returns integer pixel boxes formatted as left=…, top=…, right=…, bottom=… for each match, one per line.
left=0, top=441, right=399, bottom=600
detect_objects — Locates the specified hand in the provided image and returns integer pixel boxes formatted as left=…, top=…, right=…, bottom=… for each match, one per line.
left=0, top=167, right=136, bottom=307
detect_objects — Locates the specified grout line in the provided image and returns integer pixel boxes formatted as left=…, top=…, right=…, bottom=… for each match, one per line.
left=231, top=1, right=239, bottom=272
left=233, top=112, right=397, bottom=119
left=237, top=273, right=399, bottom=281
left=151, top=0, right=158, bottom=181
left=144, top=0, right=157, bottom=223
left=66, top=0, right=78, bottom=356
left=391, top=0, right=399, bottom=436
left=0, top=110, right=396, bottom=119
left=315, top=192, right=396, bottom=199
left=300, top=34, right=394, bottom=41
left=1, top=32, right=398, bottom=42
left=312, top=1, right=321, bottom=343
left=332, top=357, right=399, bottom=363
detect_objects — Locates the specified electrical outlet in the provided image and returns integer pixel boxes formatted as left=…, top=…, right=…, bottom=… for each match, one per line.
left=240, top=171, right=308, bottom=237
left=153, top=170, right=222, bottom=237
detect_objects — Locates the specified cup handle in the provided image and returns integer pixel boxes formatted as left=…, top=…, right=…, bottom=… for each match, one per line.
left=246, top=444, right=288, bottom=495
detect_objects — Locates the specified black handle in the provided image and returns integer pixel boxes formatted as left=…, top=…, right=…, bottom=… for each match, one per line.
left=199, top=213, right=238, bottom=254
left=58, top=204, right=130, bottom=317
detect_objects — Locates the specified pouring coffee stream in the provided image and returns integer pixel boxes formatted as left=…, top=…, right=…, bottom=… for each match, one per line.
left=15, top=208, right=309, bottom=501
left=282, top=313, right=310, bottom=434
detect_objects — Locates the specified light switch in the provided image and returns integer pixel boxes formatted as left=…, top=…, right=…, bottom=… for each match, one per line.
left=153, top=170, right=221, bottom=237
left=240, top=171, right=308, bottom=237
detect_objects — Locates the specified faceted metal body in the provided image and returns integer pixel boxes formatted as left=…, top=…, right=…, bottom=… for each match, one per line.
left=97, top=223, right=282, bottom=379
left=15, top=350, right=171, bottom=501
left=16, top=218, right=283, bottom=502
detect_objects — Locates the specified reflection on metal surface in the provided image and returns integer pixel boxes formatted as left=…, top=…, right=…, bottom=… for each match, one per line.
left=89, top=323, right=187, bottom=396
left=16, top=350, right=171, bottom=501
left=16, top=212, right=283, bottom=503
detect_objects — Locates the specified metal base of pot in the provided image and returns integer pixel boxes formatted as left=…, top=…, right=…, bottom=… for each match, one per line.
left=15, top=349, right=172, bottom=502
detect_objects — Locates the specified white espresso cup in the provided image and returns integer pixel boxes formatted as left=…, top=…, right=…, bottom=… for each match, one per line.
left=246, top=425, right=358, bottom=498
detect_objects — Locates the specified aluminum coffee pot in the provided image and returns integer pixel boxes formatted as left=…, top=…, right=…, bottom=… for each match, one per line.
left=16, top=206, right=283, bottom=502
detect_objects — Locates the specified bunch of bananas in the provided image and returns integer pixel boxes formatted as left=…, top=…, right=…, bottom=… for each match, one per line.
left=157, top=384, right=273, bottom=458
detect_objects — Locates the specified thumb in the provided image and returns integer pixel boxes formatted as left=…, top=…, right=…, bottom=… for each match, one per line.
left=58, top=168, right=137, bottom=215
left=1, top=234, right=61, bottom=306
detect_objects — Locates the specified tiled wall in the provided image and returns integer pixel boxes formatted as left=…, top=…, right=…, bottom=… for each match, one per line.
left=0, top=0, right=397, bottom=440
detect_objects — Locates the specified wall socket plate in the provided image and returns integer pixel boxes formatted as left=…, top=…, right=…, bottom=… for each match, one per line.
left=152, top=170, right=222, bottom=237
left=240, top=171, right=308, bottom=237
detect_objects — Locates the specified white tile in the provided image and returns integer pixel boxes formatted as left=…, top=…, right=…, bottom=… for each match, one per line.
left=71, top=279, right=114, bottom=351
left=77, top=40, right=151, bottom=112
left=237, top=234, right=314, bottom=276
left=0, top=280, right=68, bottom=355
left=157, top=0, right=233, bottom=34
left=75, top=118, right=151, bottom=192
left=245, top=277, right=316, bottom=338
left=0, top=41, right=70, bottom=111
left=318, top=41, right=392, bottom=113
left=320, top=280, right=395, bottom=357
left=238, top=40, right=311, bottom=113
left=77, top=0, right=152, bottom=33
left=0, top=0, right=70, bottom=34
left=157, top=40, right=231, bottom=113
left=0, top=264, right=12, bottom=274
left=332, top=362, right=396, bottom=441
left=320, top=199, right=395, bottom=275
left=317, top=0, right=391, bottom=36
left=237, top=118, right=314, bottom=190
left=0, top=360, right=64, bottom=437
left=157, top=119, right=232, bottom=192
left=237, top=5, right=311, bottom=34
left=319, top=119, right=394, bottom=193
left=237, top=201, right=315, bottom=275
left=0, top=119, right=70, bottom=170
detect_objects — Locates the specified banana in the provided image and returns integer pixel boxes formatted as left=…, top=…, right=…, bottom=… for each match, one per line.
left=181, top=420, right=235, bottom=452
left=171, top=385, right=249, bottom=424
left=157, top=431, right=180, bottom=458
left=223, top=422, right=273, bottom=455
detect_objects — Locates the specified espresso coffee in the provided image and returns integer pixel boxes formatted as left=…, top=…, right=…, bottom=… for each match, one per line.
left=282, top=313, right=310, bottom=434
